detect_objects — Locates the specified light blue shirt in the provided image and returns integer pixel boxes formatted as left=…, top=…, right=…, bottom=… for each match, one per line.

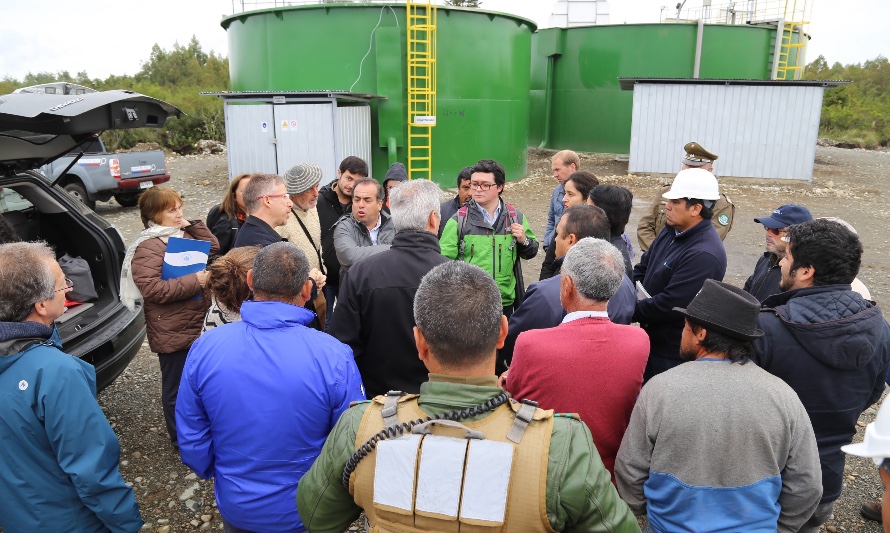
left=368, top=215, right=382, bottom=244
left=476, top=202, right=501, bottom=227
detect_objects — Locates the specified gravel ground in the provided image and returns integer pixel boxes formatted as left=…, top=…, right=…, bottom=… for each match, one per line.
left=94, top=146, right=890, bottom=532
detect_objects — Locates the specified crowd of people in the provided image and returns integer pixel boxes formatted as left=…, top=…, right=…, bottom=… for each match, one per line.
left=1, top=142, right=890, bottom=533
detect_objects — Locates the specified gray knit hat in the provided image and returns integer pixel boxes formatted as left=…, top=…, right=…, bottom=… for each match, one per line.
left=383, top=162, right=408, bottom=185
left=284, top=163, right=323, bottom=195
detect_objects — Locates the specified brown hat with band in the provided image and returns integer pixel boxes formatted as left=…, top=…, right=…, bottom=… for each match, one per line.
left=682, top=142, right=718, bottom=168
left=673, top=279, right=763, bottom=341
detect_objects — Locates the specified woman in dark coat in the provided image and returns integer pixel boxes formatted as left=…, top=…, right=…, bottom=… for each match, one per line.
left=206, top=173, right=251, bottom=254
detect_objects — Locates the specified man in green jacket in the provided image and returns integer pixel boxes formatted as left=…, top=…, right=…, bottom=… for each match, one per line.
left=439, top=159, right=538, bottom=317
left=296, top=261, right=638, bottom=533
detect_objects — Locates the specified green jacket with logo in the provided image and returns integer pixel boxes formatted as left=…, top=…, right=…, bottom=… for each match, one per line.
left=296, top=374, right=640, bottom=533
left=439, top=199, right=538, bottom=307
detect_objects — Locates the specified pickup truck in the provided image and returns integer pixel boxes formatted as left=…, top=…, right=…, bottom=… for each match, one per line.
left=14, top=83, right=171, bottom=209
left=41, top=136, right=171, bottom=208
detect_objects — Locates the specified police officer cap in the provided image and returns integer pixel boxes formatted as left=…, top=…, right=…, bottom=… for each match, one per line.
left=683, top=142, right=718, bottom=167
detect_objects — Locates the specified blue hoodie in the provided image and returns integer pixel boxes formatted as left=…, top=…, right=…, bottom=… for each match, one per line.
left=0, top=321, right=142, bottom=533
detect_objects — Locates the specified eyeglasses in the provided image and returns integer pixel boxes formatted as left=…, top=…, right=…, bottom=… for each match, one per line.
left=470, top=181, right=497, bottom=191
left=764, top=226, right=787, bottom=235
left=54, top=278, right=74, bottom=294
left=258, top=193, right=289, bottom=200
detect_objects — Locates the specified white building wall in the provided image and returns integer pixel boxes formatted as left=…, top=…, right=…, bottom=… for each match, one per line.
left=628, top=83, right=825, bottom=181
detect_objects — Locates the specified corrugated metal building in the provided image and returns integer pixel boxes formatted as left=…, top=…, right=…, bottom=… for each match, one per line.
left=204, top=91, right=381, bottom=184
left=621, top=78, right=848, bottom=181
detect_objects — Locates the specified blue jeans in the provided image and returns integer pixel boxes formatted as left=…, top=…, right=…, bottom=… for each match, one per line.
left=323, top=283, right=339, bottom=330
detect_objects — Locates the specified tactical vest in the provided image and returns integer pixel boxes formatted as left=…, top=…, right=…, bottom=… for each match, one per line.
left=349, top=393, right=557, bottom=533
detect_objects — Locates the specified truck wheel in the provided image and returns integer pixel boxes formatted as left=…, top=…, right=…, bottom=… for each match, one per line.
left=113, top=193, right=141, bottom=208
left=63, top=183, right=96, bottom=210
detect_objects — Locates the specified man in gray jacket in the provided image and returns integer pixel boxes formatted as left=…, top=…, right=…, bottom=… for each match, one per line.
left=333, top=178, right=396, bottom=280
left=616, top=279, right=822, bottom=532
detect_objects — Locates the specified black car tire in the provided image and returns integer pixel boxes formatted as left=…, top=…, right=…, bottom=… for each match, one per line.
left=64, top=182, right=96, bottom=210
left=113, top=192, right=141, bottom=208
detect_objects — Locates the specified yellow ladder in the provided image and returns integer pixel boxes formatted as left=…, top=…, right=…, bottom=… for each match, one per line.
left=775, top=0, right=810, bottom=80
left=406, top=0, right=437, bottom=180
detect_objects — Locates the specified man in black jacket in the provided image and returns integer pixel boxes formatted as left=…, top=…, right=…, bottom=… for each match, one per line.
left=438, top=165, right=473, bottom=238
left=743, top=203, right=812, bottom=302
left=317, top=156, right=368, bottom=326
left=328, top=179, right=448, bottom=398
left=754, top=219, right=890, bottom=533
left=232, top=173, right=291, bottom=248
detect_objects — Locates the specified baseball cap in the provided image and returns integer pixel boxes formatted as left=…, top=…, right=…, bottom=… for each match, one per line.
left=754, top=204, right=813, bottom=230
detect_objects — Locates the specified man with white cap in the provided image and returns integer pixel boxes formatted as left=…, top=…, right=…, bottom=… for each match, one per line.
left=632, top=168, right=728, bottom=381
left=636, top=142, right=735, bottom=252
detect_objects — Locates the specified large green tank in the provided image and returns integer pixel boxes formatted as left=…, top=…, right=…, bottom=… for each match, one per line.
left=222, top=4, right=535, bottom=184
left=529, top=23, right=777, bottom=154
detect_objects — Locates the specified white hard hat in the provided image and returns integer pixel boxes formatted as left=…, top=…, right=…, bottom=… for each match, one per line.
left=663, top=168, right=720, bottom=201
left=842, top=399, right=890, bottom=460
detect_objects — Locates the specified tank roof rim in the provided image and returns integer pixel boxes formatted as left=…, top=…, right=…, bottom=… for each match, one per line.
left=221, top=3, right=536, bottom=32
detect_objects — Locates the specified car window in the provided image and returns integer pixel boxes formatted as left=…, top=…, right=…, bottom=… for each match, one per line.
left=0, top=187, right=33, bottom=212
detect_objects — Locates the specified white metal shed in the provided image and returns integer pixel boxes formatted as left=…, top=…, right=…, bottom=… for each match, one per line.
left=204, top=91, right=384, bottom=184
left=620, top=78, right=848, bottom=182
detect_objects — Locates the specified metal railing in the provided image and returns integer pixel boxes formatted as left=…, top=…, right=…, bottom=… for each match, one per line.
left=660, top=0, right=811, bottom=26
left=228, top=0, right=457, bottom=15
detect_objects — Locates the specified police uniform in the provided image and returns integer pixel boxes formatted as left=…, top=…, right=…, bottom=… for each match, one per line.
left=296, top=374, right=639, bottom=533
left=636, top=142, right=735, bottom=252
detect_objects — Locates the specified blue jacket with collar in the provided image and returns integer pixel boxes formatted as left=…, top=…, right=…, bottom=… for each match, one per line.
left=755, top=285, right=890, bottom=504
left=0, top=322, right=142, bottom=533
left=176, top=300, right=365, bottom=532
left=633, top=219, right=727, bottom=360
left=543, top=184, right=565, bottom=248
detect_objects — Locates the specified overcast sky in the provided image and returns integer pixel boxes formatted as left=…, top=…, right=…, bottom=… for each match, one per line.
left=1, top=0, right=886, bottom=81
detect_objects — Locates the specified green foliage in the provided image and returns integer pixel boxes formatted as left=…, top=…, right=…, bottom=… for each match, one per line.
left=1, top=37, right=229, bottom=153
left=806, top=54, right=890, bottom=146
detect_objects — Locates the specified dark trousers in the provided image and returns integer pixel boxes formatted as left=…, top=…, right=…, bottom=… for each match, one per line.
left=323, top=283, right=338, bottom=330
left=496, top=305, right=515, bottom=376
left=158, top=349, right=189, bottom=447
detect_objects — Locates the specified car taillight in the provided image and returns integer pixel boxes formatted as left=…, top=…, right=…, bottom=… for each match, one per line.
left=110, top=159, right=120, bottom=179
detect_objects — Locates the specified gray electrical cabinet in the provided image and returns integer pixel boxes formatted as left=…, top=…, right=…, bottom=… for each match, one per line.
left=206, top=91, right=381, bottom=185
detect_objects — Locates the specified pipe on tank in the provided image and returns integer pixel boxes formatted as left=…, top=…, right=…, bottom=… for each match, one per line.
left=693, top=19, right=704, bottom=78
left=538, top=55, right=556, bottom=149
left=387, top=137, right=398, bottom=168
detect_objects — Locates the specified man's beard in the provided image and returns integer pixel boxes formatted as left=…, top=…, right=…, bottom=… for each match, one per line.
left=679, top=345, right=698, bottom=362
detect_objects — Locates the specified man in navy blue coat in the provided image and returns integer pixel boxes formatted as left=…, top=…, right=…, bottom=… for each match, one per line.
left=754, top=219, right=890, bottom=533
left=633, top=168, right=727, bottom=382
left=501, top=205, right=636, bottom=366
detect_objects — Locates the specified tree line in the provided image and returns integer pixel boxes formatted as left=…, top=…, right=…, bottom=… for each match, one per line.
left=1, top=38, right=887, bottom=152
left=806, top=54, right=890, bottom=149
left=0, top=36, right=228, bottom=153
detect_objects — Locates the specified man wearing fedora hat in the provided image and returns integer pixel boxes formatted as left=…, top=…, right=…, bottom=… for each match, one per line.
left=615, top=279, right=822, bottom=532
left=743, top=204, right=813, bottom=302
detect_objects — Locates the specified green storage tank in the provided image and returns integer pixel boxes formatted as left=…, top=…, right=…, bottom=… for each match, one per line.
left=529, top=23, right=777, bottom=154
left=222, top=4, right=536, bottom=184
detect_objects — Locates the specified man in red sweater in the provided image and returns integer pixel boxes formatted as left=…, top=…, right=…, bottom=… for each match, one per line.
left=504, top=237, right=650, bottom=479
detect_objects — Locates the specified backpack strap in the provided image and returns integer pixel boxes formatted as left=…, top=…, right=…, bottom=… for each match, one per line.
left=457, top=205, right=469, bottom=261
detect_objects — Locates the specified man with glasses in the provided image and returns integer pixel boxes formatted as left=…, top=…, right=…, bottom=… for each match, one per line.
left=233, top=173, right=292, bottom=248
left=440, top=159, right=539, bottom=324
left=0, top=242, right=143, bottom=532
left=743, top=204, right=812, bottom=302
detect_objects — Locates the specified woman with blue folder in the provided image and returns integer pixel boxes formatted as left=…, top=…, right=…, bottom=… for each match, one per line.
left=120, top=186, right=219, bottom=449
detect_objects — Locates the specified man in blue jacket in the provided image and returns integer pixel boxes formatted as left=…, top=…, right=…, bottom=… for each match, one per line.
left=176, top=242, right=365, bottom=533
left=633, top=168, right=727, bottom=381
left=0, top=242, right=142, bottom=533
left=754, top=218, right=890, bottom=533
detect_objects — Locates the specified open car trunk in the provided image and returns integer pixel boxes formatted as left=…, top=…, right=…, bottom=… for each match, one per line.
left=0, top=172, right=145, bottom=391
